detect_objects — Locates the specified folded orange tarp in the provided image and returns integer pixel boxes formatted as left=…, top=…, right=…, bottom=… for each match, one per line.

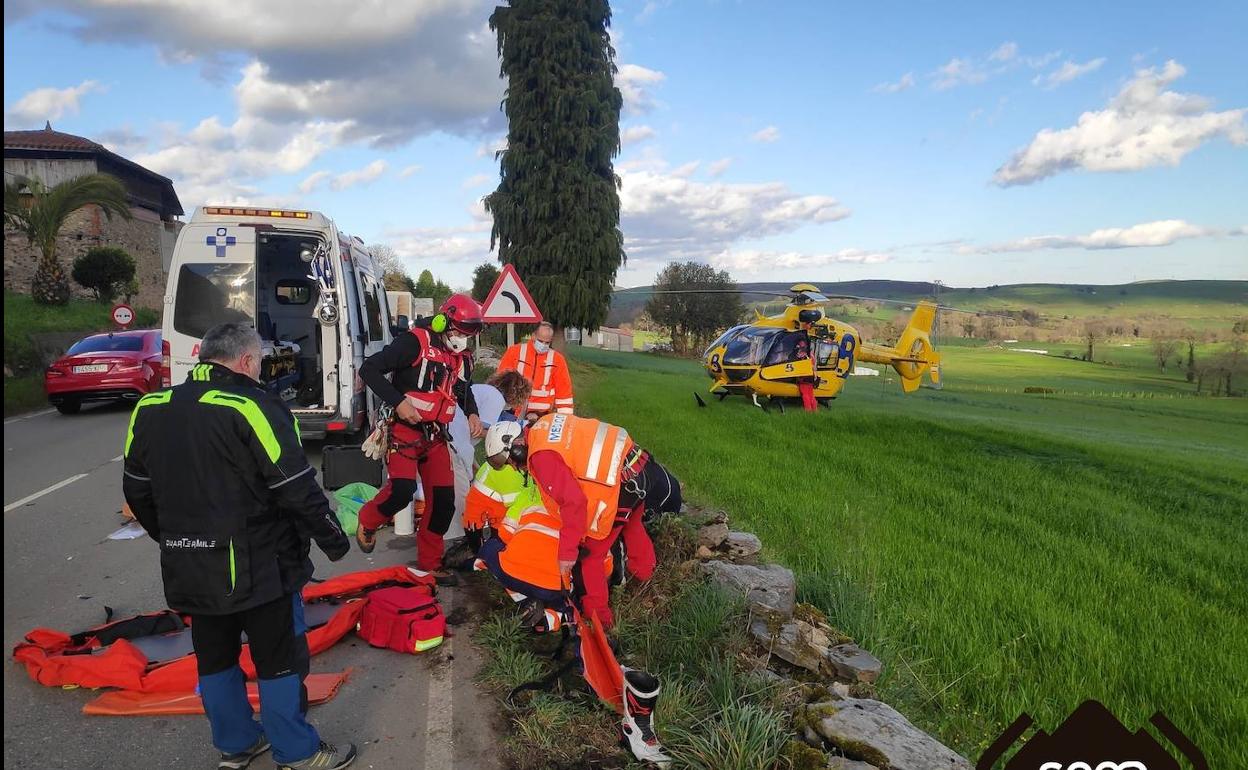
left=14, top=565, right=433, bottom=694
left=83, top=671, right=351, bottom=716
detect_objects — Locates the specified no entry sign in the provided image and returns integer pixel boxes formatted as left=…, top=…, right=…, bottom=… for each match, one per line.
left=111, top=303, right=135, bottom=328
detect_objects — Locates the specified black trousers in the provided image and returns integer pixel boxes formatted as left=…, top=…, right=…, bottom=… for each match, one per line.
left=191, top=593, right=311, bottom=708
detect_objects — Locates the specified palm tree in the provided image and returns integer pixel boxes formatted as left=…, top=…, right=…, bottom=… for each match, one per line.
left=4, top=173, right=132, bottom=305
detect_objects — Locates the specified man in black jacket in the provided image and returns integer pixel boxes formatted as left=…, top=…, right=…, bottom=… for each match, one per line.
left=123, top=323, right=355, bottom=770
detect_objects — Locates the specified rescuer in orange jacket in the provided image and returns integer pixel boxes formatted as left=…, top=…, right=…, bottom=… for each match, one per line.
left=496, top=321, right=574, bottom=418
left=482, top=416, right=682, bottom=629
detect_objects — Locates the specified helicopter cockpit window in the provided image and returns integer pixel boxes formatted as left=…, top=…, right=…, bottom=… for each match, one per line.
left=704, top=325, right=747, bottom=358
left=722, top=326, right=784, bottom=366
left=816, top=339, right=838, bottom=366
left=764, top=331, right=810, bottom=366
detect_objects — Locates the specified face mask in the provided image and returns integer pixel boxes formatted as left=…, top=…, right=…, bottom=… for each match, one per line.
left=533, top=340, right=551, bottom=354
left=446, top=333, right=470, bottom=353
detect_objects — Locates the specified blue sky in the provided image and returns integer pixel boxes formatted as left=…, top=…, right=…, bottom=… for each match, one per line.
left=4, top=0, right=1246, bottom=290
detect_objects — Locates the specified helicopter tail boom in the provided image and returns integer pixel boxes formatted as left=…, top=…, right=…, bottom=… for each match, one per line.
left=858, top=300, right=941, bottom=392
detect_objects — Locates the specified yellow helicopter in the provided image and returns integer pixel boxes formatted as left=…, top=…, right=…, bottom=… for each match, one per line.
left=699, top=284, right=942, bottom=410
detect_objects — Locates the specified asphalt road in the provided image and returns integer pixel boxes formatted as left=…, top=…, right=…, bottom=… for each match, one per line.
left=4, top=403, right=505, bottom=770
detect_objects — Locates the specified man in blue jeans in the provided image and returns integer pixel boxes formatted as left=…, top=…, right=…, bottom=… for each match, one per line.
left=124, top=323, right=355, bottom=770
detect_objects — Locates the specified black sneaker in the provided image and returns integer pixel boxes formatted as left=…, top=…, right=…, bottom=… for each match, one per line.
left=218, top=735, right=270, bottom=769
left=277, top=741, right=357, bottom=770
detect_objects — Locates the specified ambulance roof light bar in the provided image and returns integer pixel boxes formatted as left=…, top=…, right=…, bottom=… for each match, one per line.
left=202, top=206, right=310, bottom=219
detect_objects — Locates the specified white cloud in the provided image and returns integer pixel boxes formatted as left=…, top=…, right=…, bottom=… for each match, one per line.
left=462, top=172, right=492, bottom=189
left=994, top=61, right=1247, bottom=185
left=872, top=73, right=915, bottom=94
left=1033, top=58, right=1106, bottom=89
left=932, top=57, right=987, bottom=90
left=972, top=219, right=1241, bottom=252
left=618, top=164, right=850, bottom=266
left=386, top=220, right=493, bottom=266
left=707, top=157, right=734, bottom=177
left=616, top=64, right=666, bottom=115
left=989, top=42, right=1018, bottom=63
left=331, top=159, right=387, bottom=191
left=298, top=170, right=331, bottom=194
left=399, top=164, right=423, bottom=179
left=621, top=125, right=657, bottom=145
left=671, top=161, right=700, bottom=178
left=4, top=80, right=101, bottom=125
left=751, top=125, right=781, bottom=143
left=132, top=115, right=353, bottom=209
left=712, top=248, right=890, bottom=273
left=15, top=0, right=503, bottom=145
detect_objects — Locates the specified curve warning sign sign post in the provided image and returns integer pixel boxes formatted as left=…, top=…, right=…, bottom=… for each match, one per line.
left=111, top=303, right=135, bottom=329
left=482, top=265, right=542, bottom=346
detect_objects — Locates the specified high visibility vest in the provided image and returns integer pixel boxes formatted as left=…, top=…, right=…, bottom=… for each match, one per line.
left=496, top=497, right=613, bottom=591
left=510, top=342, right=574, bottom=416
left=526, top=413, right=633, bottom=540
left=463, top=464, right=530, bottom=533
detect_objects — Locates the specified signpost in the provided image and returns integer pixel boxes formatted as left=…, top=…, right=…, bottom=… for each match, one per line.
left=111, top=303, right=135, bottom=329
left=481, top=264, right=542, bottom=347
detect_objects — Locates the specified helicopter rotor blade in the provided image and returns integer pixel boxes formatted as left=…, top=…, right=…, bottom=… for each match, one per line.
left=617, top=288, right=1021, bottom=319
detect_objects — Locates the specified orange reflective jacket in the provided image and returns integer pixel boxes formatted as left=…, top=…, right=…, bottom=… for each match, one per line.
left=526, top=414, right=633, bottom=541
left=498, top=341, right=574, bottom=416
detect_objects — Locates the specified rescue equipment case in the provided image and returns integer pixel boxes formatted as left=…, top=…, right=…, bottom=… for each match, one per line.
left=321, top=444, right=383, bottom=490
left=356, top=586, right=445, bottom=654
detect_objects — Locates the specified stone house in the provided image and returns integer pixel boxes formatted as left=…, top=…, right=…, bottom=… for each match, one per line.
left=4, top=123, right=183, bottom=312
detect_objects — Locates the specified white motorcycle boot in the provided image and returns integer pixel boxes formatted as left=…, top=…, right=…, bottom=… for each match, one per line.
left=621, top=668, right=672, bottom=766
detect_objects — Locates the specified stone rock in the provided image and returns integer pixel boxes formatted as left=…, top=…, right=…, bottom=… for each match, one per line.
left=701, top=561, right=796, bottom=616
left=751, top=617, right=830, bottom=673
left=829, top=682, right=851, bottom=699
left=807, top=698, right=971, bottom=770
left=827, top=759, right=879, bottom=770
left=825, top=643, right=882, bottom=684
left=695, top=545, right=716, bottom=560
left=697, top=522, right=730, bottom=548
left=725, top=531, right=762, bottom=560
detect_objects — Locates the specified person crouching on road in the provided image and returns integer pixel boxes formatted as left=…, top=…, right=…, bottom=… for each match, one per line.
left=123, top=323, right=355, bottom=770
left=481, top=415, right=680, bottom=629
left=355, top=294, right=484, bottom=583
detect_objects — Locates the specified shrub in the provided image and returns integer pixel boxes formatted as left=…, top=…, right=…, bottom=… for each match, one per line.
left=72, top=246, right=135, bottom=302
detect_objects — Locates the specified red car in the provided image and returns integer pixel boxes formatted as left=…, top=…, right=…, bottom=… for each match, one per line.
left=45, top=329, right=164, bottom=414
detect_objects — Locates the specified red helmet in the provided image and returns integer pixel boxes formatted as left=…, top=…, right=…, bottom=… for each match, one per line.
left=438, top=293, right=484, bottom=335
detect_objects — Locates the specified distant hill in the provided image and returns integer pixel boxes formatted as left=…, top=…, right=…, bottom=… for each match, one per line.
left=609, top=279, right=1248, bottom=329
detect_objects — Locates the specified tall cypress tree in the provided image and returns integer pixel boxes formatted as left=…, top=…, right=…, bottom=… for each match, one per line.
left=484, top=0, right=624, bottom=334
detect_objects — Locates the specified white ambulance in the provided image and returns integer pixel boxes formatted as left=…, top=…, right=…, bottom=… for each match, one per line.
left=162, top=206, right=393, bottom=440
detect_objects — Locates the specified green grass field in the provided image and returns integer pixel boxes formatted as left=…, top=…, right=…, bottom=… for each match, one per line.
left=567, top=342, right=1248, bottom=765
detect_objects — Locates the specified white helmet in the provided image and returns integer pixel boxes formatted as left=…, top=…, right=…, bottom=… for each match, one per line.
left=484, top=421, right=523, bottom=459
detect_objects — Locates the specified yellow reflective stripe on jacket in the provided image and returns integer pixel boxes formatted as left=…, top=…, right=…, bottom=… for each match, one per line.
left=124, top=390, right=173, bottom=456
left=198, top=389, right=282, bottom=464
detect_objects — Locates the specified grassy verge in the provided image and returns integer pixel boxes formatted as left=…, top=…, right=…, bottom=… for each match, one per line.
left=563, top=344, right=1248, bottom=767
left=471, top=516, right=808, bottom=769
left=3, top=374, right=46, bottom=416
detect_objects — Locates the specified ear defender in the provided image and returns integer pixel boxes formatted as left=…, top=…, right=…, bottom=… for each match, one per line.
left=431, top=313, right=448, bottom=333
left=508, top=438, right=529, bottom=465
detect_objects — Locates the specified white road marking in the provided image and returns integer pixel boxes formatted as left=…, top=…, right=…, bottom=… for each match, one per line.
left=3, top=408, right=55, bottom=425
left=424, top=589, right=454, bottom=770
left=111, top=454, right=123, bottom=462
left=3, top=473, right=88, bottom=513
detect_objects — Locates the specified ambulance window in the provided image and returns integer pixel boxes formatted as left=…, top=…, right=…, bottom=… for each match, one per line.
left=173, top=263, right=255, bottom=338
left=275, top=279, right=312, bottom=305
left=361, top=275, right=384, bottom=341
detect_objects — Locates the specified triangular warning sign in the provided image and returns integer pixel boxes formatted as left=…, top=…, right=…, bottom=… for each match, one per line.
left=482, top=264, right=542, bottom=323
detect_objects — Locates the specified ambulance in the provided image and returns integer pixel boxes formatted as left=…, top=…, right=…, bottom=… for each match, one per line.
left=162, top=206, right=393, bottom=440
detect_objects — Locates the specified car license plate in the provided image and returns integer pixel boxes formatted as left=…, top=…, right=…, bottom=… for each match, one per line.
left=72, top=364, right=109, bottom=374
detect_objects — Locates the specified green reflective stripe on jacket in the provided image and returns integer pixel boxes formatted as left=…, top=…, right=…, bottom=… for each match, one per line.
left=124, top=390, right=173, bottom=456
left=198, top=389, right=282, bottom=464
left=228, top=538, right=237, bottom=593
left=293, top=415, right=302, bottom=446
left=191, top=364, right=213, bottom=381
